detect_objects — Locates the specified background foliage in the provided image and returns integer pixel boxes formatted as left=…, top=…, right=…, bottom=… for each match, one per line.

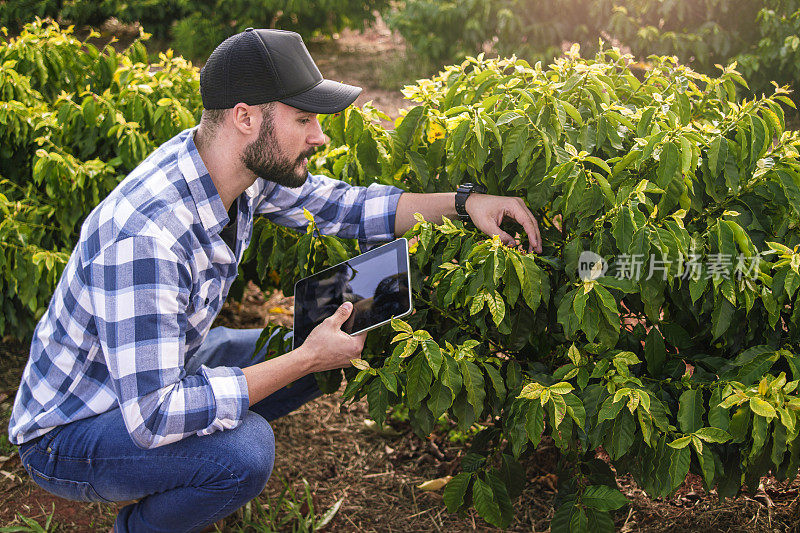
left=387, top=0, right=800, bottom=109
left=249, top=47, right=800, bottom=530
left=0, top=20, right=201, bottom=338
left=0, top=0, right=390, bottom=59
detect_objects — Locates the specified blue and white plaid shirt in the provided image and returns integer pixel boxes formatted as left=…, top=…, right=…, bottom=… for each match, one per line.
left=9, top=127, right=402, bottom=449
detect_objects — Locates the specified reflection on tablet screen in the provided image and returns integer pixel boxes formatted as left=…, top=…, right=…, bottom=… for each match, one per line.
left=293, top=239, right=411, bottom=348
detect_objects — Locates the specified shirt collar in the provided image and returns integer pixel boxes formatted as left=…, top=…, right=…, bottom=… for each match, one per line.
left=178, top=127, right=229, bottom=235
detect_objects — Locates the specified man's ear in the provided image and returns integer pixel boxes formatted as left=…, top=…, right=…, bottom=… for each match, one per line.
left=231, top=103, right=255, bottom=135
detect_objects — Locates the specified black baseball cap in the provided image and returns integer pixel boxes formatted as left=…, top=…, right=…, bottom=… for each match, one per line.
left=200, top=28, right=362, bottom=113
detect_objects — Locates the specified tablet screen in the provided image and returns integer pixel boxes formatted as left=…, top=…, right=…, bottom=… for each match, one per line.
left=292, top=238, right=412, bottom=349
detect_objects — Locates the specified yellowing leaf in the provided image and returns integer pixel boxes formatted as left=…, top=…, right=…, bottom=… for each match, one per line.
left=351, top=359, right=371, bottom=371
left=750, top=397, right=777, bottom=418
left=418, top=476, right=453, bottom=491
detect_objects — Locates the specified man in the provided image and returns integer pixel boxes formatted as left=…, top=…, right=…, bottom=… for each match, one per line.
left=9, top=28, right=542, bottom=532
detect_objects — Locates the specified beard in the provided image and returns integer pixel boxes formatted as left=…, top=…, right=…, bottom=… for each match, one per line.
left=241, top=112, right=316, bottom=189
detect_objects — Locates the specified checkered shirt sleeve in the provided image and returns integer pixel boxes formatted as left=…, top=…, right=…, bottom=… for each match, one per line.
left=254, top=172, right=403, bottom=242
left=85, top=234, right=249, bottom=449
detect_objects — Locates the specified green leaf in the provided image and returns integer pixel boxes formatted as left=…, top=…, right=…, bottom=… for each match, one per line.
left=694, top=427, right=732, bottom=443
left=668, top=446, right=691, bottom=491
left=750, top=397, right=777, bottom=419
left=427, top=380, right=454, bottom=418
left=585, top=507, right=615, bottom=533
left=611, top=409, right=635, bottom=459
left=570, top=506, right=588, bottom=532
left=440, top=355, right=462, bottom=400
left=460, top=360, right=486, bottom=418
left=443, top=472, right=472, bottom=513
left=484, top=363, right=506, bottom=401
left=668, top=436, right=692, bottom=449
left=395, top=105, right=426, bottom=148
left=644, top=328, right=666, bottom=375
left=472, top=477, right=502, bottom=527
left=612, top=205, right=636, bottom=253
left=581, top=485, right=629, bottom=511
left=657, top=142, right=680, bottom=189
left=696, top=443, right=716, bottom=487
left=597, top=396, right=624, bottom=423
left=486, top=472, right=513, bottom=528
left=367, top=378, right=390, bottom=427
left=485, top=290, right=506, bottom=326
left=469, top=291, right=486, bottom=315
left=407, top=150, right=430, bottom=187
left=679, top=136, right=693, bottom=173
left=775, top=170, right=800, bottom=216
left=749, top=114, right=767, bottom=164
left=637, top=107, right=656, bottom=138
left=564, top=393, right=586, bottom=427
left=502, top=125, right=527, bottom=169
left=550, top=393, right=568, bottom=428
left=585, top=156, right=612, bottom=175
left=406, top=354, right=433, bottom=408
left=708, top=136, right=728, bottom=177
left=421, top=340, right=443, bottom=376
left=711, top=298, right=735, bottom=340
left=561, top=100, right=583, bottom=125
left=550, top=500, right=576, bottom=533
left=678, top=389, right=704, bottom=434
left=525, top=400, right=546, bottom=446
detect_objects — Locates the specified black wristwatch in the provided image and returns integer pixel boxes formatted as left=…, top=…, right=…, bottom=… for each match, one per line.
left=455, top=183, right=487, bottom=223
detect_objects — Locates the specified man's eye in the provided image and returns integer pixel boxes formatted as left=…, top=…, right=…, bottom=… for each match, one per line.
left=299, top=118, right=311, bottom=125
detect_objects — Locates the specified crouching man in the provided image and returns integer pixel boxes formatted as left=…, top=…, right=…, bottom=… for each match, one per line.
left=9, top=28, right=542, bottom=532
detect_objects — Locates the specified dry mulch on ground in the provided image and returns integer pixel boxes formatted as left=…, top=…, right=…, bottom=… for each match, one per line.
left=3, top=283, right=798, bottom=531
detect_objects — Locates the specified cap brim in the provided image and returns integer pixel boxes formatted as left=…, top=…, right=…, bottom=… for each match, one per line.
left=279, top=79, right=362, bottom=114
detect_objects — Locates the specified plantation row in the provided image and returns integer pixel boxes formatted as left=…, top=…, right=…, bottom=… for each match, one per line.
left=3, top=20, right=800, bottom=532
left=390, top=0, right=800, bottom=108
left=3, top=1, right=800, bottom=103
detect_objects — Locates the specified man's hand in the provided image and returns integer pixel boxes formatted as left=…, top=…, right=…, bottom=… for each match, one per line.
left=465, top=194, right=543, bottom=253
left=300, top=302, right=366, bottom=372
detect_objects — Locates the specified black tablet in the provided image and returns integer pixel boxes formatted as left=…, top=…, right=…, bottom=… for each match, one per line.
left=292, top=238, right=413, bottom=350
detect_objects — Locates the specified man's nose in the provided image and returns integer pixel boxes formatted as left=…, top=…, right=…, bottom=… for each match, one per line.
left=307, top=120, right=327, bottom=146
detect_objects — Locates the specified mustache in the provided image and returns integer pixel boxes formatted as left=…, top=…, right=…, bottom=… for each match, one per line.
left=297, top=147, right=317, bottom=163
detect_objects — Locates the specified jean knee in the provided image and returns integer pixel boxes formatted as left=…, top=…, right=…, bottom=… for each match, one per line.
left=233, top=412, right=275, bottom=499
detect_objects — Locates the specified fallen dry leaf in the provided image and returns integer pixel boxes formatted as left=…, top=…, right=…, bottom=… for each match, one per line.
left=417, top=475, right=452, bottom=491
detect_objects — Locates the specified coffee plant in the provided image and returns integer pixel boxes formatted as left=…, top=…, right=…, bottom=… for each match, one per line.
left=248, top=47, right=800, bottom=529
left=0, top=19, right=202, bottom=339
left=388, top=0, right=800, bottom=108
left=0, top=0, right=390, bottom=60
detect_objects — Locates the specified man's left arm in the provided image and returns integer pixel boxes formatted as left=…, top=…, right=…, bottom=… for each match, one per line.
left=254, top=172, right=402, bottom=244
left=395, top=192, right=543, bottom=253
left=255, top=173, right=542, bottom=252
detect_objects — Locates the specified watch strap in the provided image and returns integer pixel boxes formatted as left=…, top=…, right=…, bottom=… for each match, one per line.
left=455, top=183, right=486, bottom=222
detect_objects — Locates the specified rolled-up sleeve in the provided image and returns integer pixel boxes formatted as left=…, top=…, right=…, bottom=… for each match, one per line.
left=85, top=235, right=249, bottom=449
left=254, top=172, right=403, bottom=243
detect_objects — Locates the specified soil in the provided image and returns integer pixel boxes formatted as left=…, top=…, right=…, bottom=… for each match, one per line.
left=1, top=18, right=799, bottom=533
left=2, top=283, right=799, bottom=531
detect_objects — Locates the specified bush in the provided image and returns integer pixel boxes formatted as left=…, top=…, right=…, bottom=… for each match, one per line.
left=387, top=0, right=800, bottom=107
left=247, top=48, right=800, bottom=530
left=0, top=0, right=391, bottom=60
left=169, top=0, right=391, bottom=60
left=0, top=19, right=201, bottom=339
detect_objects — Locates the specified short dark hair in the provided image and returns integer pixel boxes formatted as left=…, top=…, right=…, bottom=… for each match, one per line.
left=196, top=102, right=275, bottom=147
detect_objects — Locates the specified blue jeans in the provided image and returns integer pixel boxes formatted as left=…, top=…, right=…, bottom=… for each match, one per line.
left=17, top=327, right=321, bottom=532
